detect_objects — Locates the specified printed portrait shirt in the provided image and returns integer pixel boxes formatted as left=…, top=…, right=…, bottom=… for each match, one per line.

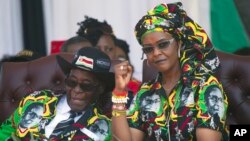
left=0, top=90, right=111, bottom=141
left=127, top=74, right=229, bottom=141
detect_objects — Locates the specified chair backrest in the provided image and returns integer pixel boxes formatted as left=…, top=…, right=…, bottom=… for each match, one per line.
left=142, top=50, right=250, bottom=124
left=0, top=53, right=73, bottom=123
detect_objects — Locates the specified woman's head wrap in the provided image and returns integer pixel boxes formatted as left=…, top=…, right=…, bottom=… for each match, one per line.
left=135, top=2, right=220, bottom=85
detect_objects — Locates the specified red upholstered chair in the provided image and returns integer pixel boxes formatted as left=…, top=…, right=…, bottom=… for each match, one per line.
left=142, top=50, right=250, bottom=125
left=0, top=53, right=73, bottom=123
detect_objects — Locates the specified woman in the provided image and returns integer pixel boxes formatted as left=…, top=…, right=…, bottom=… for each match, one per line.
left=77, top=16, right=117, bottom=60
left=112, top=2, right=228, bottom=141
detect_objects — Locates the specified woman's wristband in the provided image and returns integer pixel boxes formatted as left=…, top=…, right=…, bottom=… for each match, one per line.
left=112, top=88, right=128, bottom=97
left=112, top=88, right=129, bottom=104
left=112, top=110, right=126, bottom=117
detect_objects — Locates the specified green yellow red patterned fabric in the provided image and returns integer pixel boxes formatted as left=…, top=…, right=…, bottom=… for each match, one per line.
left=134, top=2, right=220, bottom=87
left=0, top=90, right=58, bottom=140
left=131, top=2, right=229, bottom=140
left=127, top=73, right=229, bottom=140
left=0, top=90, right=111, bottom=141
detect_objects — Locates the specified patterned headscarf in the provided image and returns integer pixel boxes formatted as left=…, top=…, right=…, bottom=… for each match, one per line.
left=135, top=2, right=220, bottom=85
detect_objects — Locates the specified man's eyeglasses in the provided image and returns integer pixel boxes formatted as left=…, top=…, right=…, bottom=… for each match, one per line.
left=142, top=38, right=175, bottom=54
left=65, top=78, right=98, bottom=92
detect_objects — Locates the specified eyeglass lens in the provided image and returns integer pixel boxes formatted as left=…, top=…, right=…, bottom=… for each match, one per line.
left=65, top=78, right=98, bottom=92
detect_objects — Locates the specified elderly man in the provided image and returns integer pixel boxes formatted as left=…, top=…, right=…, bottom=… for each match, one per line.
left=0, top=47, right=114, bottom=141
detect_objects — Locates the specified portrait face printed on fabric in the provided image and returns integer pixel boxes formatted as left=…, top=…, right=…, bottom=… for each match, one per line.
left=141, top=31, right=180, bottom=73
left=88, top=119, right=109, bottom=140
left=141, top=94, right=161, bottom=112
left=66, top=69, right=99, bottom=112
left=205, top=85, right=224, bottom=118
left=96, top=35, right=116, bottom=60
left=180, top=87, right=194, bottom=107
left=204, top=57, right=220, bottom=71
left=19, top=103, right=44, bottom=128
left=128, top=96, right=136, bottom=111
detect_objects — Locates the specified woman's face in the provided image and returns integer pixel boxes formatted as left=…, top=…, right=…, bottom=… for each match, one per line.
left=66, top=69, right=99, bottom=112
left=96, top=35, right=116, bottom=59
left=141, top=31, right=180, bottom=73
left=115, top=46, right=127, bottom=61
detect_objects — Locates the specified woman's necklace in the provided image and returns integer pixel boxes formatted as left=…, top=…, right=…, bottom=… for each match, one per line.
left=167, top=108, right=172, bottom=141
left=162, top=78, right=180, bottom=141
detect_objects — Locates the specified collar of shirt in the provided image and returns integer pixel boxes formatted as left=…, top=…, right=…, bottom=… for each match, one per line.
left=45, top=95, right=85, bottom=138
left=57, top=95, right=71, bottom=114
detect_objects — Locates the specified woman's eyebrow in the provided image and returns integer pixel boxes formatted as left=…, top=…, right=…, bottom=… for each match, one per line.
left=142, top=38, right=170, bottom=46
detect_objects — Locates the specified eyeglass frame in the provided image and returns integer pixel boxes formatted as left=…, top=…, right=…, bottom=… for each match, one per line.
left=64, top=77, right=99, bottom=92
left=141, top=38, right=175, bottom=55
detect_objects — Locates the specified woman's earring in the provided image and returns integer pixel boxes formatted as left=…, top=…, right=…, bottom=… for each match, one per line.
left=141, top=52, right=144, bottom=60
left=146, top=59, right=150, bottom=67
left=178, top=46, right=181, bottom=58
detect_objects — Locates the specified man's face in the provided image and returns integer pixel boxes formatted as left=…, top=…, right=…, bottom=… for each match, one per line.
left=89, top=120, right=108, bottom=140
left=207, top=87, right=224, bottom=118
left=181, top=87, right=191, bottom=101
left=66, top=69, right=99, bottom=112
left=141, top=94, right=161, bottom=112
left=180, top=87, right=194, bottom=106
left=20, top=105, right=44, bottom=128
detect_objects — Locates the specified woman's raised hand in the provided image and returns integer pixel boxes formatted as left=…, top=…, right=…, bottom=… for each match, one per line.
left=113, top=61, right=133, bottom=91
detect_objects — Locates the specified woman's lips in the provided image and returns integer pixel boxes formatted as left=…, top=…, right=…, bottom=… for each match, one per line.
left=154, top=59, right=167, bottom=64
